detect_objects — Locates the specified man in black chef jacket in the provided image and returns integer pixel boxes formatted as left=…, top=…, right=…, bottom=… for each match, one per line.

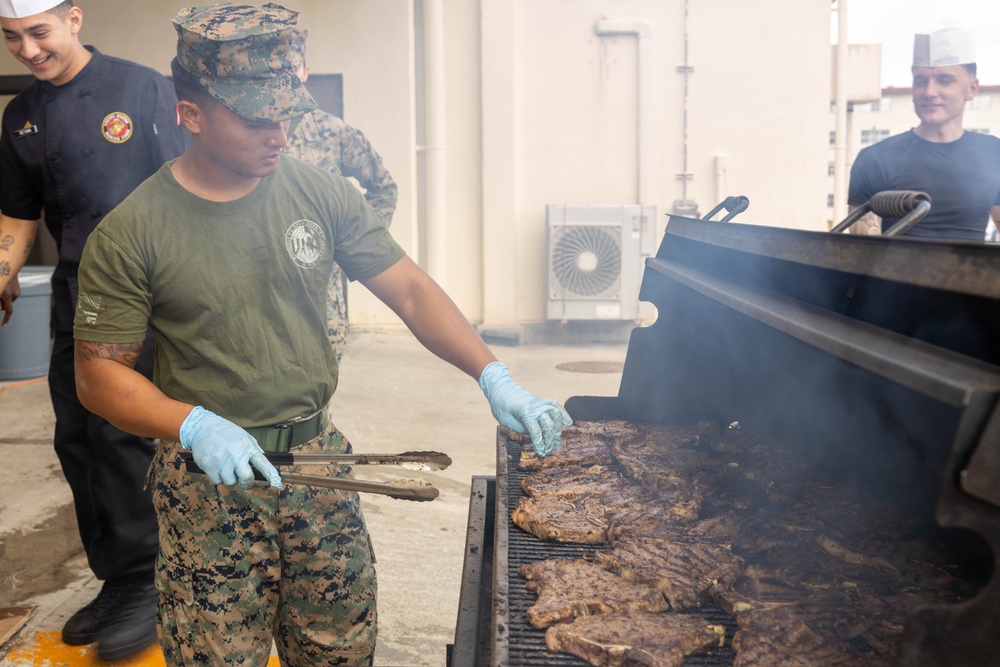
left=0, top=0, right=187, bottom=660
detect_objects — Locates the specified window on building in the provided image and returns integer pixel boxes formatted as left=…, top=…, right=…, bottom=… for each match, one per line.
left=828, top=164, right=835, bottom=176
left=968, top=95, right=991, bottom=111
left=860, top=129, right=890, bottom=145
left=827, top=194, right=834, bottom=208
left=829, top=130, right=836, bottom=145
left=870, top=98, right=892, bottom=112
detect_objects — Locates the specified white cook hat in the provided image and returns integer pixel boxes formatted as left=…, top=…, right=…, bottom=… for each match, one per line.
left=913, top=27, right=976, bottom=67
left=0, top=0, right=66, bottom=19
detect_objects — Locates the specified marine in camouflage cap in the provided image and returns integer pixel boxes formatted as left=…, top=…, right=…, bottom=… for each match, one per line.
left=172, top=2, right=317, bottom=122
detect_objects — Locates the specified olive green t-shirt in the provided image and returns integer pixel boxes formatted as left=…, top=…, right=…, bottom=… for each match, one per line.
left=73, top=157, right=405, bottom=427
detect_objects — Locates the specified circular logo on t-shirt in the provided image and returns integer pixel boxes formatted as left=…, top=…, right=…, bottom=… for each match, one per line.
left=101, top=112, right=133, bottom=143
left=285, top=219, right=326, bottom=268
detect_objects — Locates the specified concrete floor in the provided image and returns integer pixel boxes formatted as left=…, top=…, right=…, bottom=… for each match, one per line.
left=0, top=329, right=627, bottom=666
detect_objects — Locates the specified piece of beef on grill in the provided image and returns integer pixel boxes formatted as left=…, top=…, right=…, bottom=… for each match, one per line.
left=731, top=494, right=925, bottom=557
left=578, top=420, right=717, bottom=448
left=612, top=440, right=720, bottom=481
left=604, top=502, right=699, bottom=545
left=545, top=612, right=725, bottom=667
left=521, top=464, right=635, bottom=500
left=769, top=488, right=924, bottom=542
left=611, top=439, right=768, bottom=515
left=518, top=426, right=617, bottom=471
left=689, top=466, right=769, bottom=512
left=749, top=531, right=973, bottom=595
left=606, top=508, right=741, bottom=548
left=732, top=627, right=889, bottom=666
left=732, top=602, right=894, bottom=667
left=592, top=535, right=745, bottom=610
left=716, top=521, right=978, bottom=665
left=519, top=558, right=670, bottom=628
left=513, top=476, right=718, bottom=546
left=512, top=495, right=610, bottom=544
left=729, top=573, right=891, bottom=631
left=516, top=420, right=717, bottom=470
left=702, top=427, right=788, bottom=459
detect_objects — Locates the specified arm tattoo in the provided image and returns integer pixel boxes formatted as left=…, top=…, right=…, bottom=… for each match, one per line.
left=76, top=340, right=144, bottom=369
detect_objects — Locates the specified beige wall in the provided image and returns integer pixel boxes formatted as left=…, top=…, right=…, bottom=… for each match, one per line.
left=1, top=0, right=833, bottom=330
left=483, top=0, right=832, bottom=326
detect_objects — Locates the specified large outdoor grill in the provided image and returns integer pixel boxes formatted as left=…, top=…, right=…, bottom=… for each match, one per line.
left=449, top=210, right=1000, bottom=667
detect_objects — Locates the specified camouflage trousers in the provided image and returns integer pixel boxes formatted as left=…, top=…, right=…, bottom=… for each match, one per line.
left=149, top=422, right=377, bottom=666
left=327, top=264, right=349, bottom=363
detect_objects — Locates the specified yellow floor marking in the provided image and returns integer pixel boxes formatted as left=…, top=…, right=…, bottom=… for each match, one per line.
left=4, top=631, right=281, bottom=666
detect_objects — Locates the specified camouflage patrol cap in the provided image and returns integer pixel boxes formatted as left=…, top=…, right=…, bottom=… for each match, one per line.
left=287, top=27, right=308, bottom=71
left=172, top=2, right=317, bottom=122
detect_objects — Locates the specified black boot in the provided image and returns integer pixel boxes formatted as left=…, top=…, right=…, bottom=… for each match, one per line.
left=61, top=577, right=130, bottom=645
left=95, top=574, right=159, bottom=661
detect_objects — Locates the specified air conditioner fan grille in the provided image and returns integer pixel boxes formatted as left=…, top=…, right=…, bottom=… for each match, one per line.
left=551, top=226, right=621, bottom=297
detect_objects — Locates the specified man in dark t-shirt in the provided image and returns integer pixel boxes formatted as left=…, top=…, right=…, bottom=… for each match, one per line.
left=848, top=27, right=1000, bottom=240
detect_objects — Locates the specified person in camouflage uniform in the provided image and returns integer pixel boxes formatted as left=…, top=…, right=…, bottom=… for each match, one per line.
left=285, top=28, right=397, bottom=361
left=71, top=3, right=572, bottom=666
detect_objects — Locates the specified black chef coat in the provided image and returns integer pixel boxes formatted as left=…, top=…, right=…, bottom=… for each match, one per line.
left=0, top=46, right=188, bottom=331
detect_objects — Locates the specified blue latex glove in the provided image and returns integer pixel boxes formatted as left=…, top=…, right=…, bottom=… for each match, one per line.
left=478, top=361, right=573, bottom=457
left=179, top=406, right=282, bottom=489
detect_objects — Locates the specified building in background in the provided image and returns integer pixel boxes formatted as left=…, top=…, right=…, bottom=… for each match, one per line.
left=827, top=84, right=1000, bottom=237
left=0, top=0, right=835, bottom=341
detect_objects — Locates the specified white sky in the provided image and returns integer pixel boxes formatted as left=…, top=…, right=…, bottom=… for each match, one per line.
left=835, top=0, right=1000, bottom=88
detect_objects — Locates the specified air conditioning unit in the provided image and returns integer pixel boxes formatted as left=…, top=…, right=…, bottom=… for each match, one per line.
left=546, top=204, right=657, bottom=321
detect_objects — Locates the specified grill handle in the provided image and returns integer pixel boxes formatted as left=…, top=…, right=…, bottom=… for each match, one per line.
left=702, top=195, right=750, bottom=222
left=830, top=190, right=931, bottom=236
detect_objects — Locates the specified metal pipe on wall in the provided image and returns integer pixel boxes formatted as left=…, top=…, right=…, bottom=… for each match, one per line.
left=715, top=154, right=727, bottom=207
left=832, top=0, right=849, bottom=227
left=422, top=0, right=448, bottom=285
left=595, top=20, right=651, bottom=206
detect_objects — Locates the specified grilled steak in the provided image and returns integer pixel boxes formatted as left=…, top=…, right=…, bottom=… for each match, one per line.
left=512, top=495, right=610, bottom=544
left=607, top=508, right=740, bottom=548
left=517, top=420, right=718, bottom=471
left=519, top=424, right=618, bottom=471
left=545, top=612, right=725, bottom=667
left=520, top=558, right=670, bottom=628
left=719, top=523, right=976, bottom=666
left=612, top=441, right=719, bottom=481
left=732, top=628, right=887, bottom=666
left=586, top=420, right=716, bottom=448
left=505, top=421, right=980, bottom=666
left=703, top=427, right=786, bottom=459
left=513, top=479, right=716, bottom=546
left=521, top=464, right=634, bottom=499
left=732, top=602, right=894, bottom=667
left=593, top=536, right=745, bottom=610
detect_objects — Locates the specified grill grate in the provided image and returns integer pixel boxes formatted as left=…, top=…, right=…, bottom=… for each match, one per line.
left=501, top=436, right=738, bottom=666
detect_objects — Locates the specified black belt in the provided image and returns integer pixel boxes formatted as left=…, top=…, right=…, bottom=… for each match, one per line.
left=245, top=411, right=327, bottom=453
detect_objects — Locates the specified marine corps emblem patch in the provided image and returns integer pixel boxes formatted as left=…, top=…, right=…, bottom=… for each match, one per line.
left=285, top=219, right=326, bottom=269
left=101, top=112, right=133, bottom=143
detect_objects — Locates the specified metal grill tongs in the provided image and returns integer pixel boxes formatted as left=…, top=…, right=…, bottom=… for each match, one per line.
left=179, top=450, right=451, bottom=502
